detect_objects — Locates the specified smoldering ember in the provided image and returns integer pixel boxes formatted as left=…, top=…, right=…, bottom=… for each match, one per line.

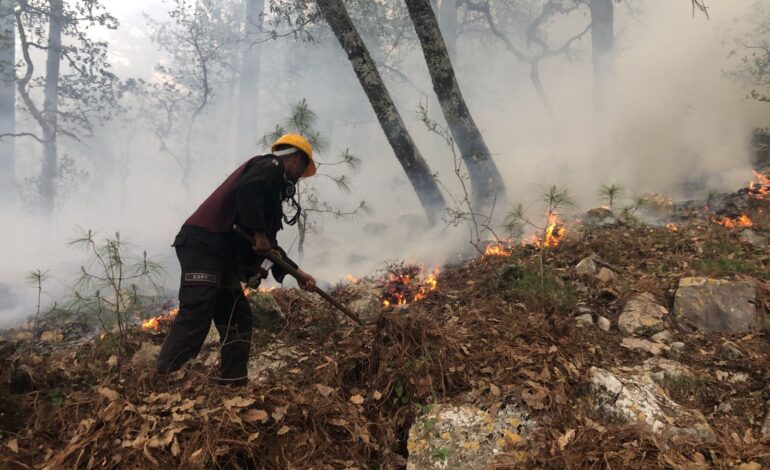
left=2, top=0, right=770, bottom=469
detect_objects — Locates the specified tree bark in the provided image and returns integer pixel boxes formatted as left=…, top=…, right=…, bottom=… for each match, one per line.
left=588, top=0, right=613, bottom=114
left=39, top=0, right=62, bottom=216
left=0, top=0, right=15, bottom=200
left=404, top=0, right=506, bottom=211
left=236, top=0, right=264, bottom=159
left=315, top=0, right=446, bottom=221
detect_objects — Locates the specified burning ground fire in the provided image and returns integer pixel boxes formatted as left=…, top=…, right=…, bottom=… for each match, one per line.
left=141, top=307, right=179, bottom=332
left=525, top=214, right=567, bottom=248
left=713, top=214, right=754, bottom=229
left=749, top=170, right=770, bottom=199
left=380, top=264, right=440, bottom=308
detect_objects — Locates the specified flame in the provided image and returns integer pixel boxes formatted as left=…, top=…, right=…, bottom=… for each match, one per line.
left=527, top=214, right=566, bottom=248
left=748, top=171, right=770, bottom=199
left=666, top=223, right=678, bottom=232
left=484, top=243, right=512, bottom=257
left=345, top=274, right=358, bottom=284
left=381, top=266, right=440, bottom=308
left=141, top=307, right=179, bottom=332
left=714, top=214, right=753, bottom=229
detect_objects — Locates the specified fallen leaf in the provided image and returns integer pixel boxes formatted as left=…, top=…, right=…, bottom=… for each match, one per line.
left=277, top=426, right=290, bottom=435
left=171, top=437, right=180, bottom=457
left=489, top=383, right=501, bottom=396
left=223, top=396, right=255, bottom=409
left=190, top=448, right=205, bottom=465
left=272, top=406, right=287, bottom=422
left=372, top=390, right=382, bottom=401
left=248, top=433, right=260, bottom=442
left=315, top=384, right=334, bottom=397
left=106, top=355, right=118, bottom=369
left=243, top=409, right=269, bottom=423
left=350, top=394, right=365, bottom=405
left=329, top=418, right=349, bottom=427
left=6, top=439, right=18, bottom=453
left=558, top=429, right=575, bottom=450
left=98, top=387, right=119, bottom=401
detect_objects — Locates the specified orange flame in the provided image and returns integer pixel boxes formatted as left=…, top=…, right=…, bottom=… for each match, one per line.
left=714, top=214, right=753, bottom=229
left=141, top=307, right=179, bottom=332
left=484, top=243, right=512, bottom=257
left=748, top=171, right=770, bottom=199
left=345, top=274, right=358, bottom=284
left=527, top=214, right=566, bottom=248
left=381, top=267, right=440, bottom=308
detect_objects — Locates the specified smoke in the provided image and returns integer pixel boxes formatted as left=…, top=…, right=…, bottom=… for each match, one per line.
left=1, top=0, right=767, bottom=326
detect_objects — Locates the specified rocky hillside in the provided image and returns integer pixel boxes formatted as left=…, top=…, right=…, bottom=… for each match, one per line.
left=0, top=181, right=769, bottom=469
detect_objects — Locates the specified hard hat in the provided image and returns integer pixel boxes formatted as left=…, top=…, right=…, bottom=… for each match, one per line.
left=271, top=134, right=316, bottom=177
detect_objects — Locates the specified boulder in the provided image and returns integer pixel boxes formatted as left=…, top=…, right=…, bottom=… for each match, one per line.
left=131, top=342, right=161, bottom=369
left=739, top=229, right=768, bottom=247
left=583, top=208, right=618, bottom=226
left=618, top=293, right=668, bottom=337
left=596, top=316, right=611, bottom=331
left=406, top=404, right=531, bottom=469
left=595, top=267, right=618, bottom=284
left=621, top=338, right=668, bottom=356
left=674, top=278, right=760, bottom=333
left=575, top=257, right=598, bottom=276
left=589, top=367, right=713, bottom=441
left=718, top=341, right=744, bottom=360
left=249, top=292, right=286, bottom=332
left=344, top=279, right=383, bottom=324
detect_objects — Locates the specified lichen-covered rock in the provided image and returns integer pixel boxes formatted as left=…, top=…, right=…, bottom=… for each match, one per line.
left=406, top=404, right=531, bottom=469
left=638, top=357, right=694, bottom=382
left=621, top=337, right=668, bottom=356
left=574, top=314, right=595, bottom=327
left=674, top=278, right=760, bottom=333
left=596, top=316, right=611, bottom=331
left=575, top=257, right=598, bottom=276
left=618, top=293, right=668, bottom=337
left=589, top=367, right=713, bottom=441
left=249, top=292, right=286, bottom=332
left=596, top=268, right=618, bottom=284
left=131, top=342, right=161, bottom=369
left=651, top=330, right=673, bottom=344
left=342, top=279, right=383, bottom=324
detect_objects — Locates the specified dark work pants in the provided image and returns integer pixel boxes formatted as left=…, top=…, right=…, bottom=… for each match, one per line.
left=156, top=237, right=253, bottom=385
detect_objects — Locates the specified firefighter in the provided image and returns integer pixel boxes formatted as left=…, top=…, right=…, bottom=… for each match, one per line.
left=156, top=134, right=317, bottom=386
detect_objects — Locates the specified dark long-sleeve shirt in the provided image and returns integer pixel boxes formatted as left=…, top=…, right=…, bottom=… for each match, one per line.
left=178, top=155, right=298, bottom=283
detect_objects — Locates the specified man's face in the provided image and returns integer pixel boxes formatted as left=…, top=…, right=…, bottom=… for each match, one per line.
left=284, top=153, right=309, bottom=182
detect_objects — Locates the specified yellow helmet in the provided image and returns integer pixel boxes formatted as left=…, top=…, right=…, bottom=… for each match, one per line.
left=271, top=133, right=316, bottom=177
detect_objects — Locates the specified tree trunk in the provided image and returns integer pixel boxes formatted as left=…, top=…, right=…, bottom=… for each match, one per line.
left=40, top=0, right=62, bottom=216
left=236, top=0, right=264, bottom=159
left=588, top=0, right=613, bottom=114
left=315, top=0, right=446, bottom=221
left=0, top=0, right=15, bottom=201
left=404, top=0, right=506, bottom=212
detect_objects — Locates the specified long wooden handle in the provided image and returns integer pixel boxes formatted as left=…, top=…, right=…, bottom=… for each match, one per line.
left=233, top=225, right=363, bottom=325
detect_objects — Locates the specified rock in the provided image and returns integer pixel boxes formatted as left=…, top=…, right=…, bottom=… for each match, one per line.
left=618, top=293, right=668, bottom=337
left=638, top=357, right=694, bottom=382
left=674, top=278, right=761, bottom=333
left=574, top=314, right=595, bottom=327
left=739, top=229, right=768, bottom=247
left=406, top=404, right=531, bottom=470
left=344, top=279, right=383, bottom=324
left=595, top=267, right=618, bottom=284
left=583, top=208, right=618, bottom=226
left=131, top=342, right=161, bottom=369
left=589, top=367, right=713, bottom=441
left=651, top=330, right=673, bottom=344
left=761, top=403, right=770, bottom=439
left=575, top=257, right=598, bottom=276
left=12, top=331, right=34, bottom=342
left=596, top=316, right=611, bottom=331
left=40, top=330, right=64, bottom=343
left=621, top=337, right=668, bottom=356
left=670, top=342, right=685, bottom=350
left=249, top=292, right=286, bottom=332
left=718, top=340, right=744, bottom=360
